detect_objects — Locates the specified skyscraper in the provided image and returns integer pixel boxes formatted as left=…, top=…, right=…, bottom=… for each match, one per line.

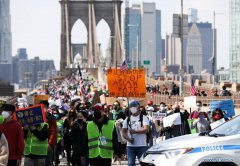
left=187, top=23, right=203, bottom=74
left=229, top=0, right=240, bottom=83
left=123, top=2, right=162, bottom=74
left=0, top=0, right=12, bottom=82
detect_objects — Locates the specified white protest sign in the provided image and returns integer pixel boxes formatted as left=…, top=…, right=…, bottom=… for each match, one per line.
left=152, top=112, right=167, bottom=121
left=184, top=96, right=197, bottom=108
left=163, top=113, right=182, bottom=128
left=210, top=118, right=225, bottom=129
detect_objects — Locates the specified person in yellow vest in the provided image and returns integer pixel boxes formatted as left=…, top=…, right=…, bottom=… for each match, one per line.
left=23, top=122, right=49, bottom=166
left=85, top=103, right=120, bottom=166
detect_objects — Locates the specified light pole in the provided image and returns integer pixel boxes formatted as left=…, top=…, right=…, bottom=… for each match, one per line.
left=179, top=0, right=184, bottom=96
left=109, top=36, right=116, bottom=68
left=128, top=24, right=139, bottom=68
left=145, top=40, right=152, bottom=85
left=212, top=11, right=224, bottom=85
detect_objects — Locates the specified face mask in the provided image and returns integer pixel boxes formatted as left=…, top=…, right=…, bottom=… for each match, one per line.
left=180, top=109, right=185, bottom=113
left=213, top=114, right=221, bottom=120
left=196, top=106, right=201, bottom=111
left=53, top=114, right=59, bottom=119
left=160, top=106, right=165, bottom=111
left=94, top=111, right=102, bottom=119
left=77, top=118, right=84, bottom=124
left=199, top=115, right=205, bottom=119
left=130, top=107, right=138, bottom=114
left=167, top=110, right=172, bottom=114
left=2, top=111, right=10, bottom=119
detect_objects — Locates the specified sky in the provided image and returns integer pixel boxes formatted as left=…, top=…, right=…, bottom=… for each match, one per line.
left=11, top=0, right=229, bottom=70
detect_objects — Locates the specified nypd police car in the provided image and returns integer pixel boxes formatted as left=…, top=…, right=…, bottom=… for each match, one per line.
left=140, top=115, right=240, bottom=166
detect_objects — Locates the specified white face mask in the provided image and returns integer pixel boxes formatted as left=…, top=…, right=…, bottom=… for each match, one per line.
left=160, top=106, right=165, bottom=111
left=2, top=111, right=10, bottom=119
left=130, top=107, right=138, bottom=114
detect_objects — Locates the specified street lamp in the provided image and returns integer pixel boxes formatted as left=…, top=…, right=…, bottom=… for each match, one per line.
left=128, top=24, right=140, bottom=68
left=212, top=11, right=224, bottom=85
left=179, top=0, right=184, bottom=96
left=145, top=40, right=152, bottom=85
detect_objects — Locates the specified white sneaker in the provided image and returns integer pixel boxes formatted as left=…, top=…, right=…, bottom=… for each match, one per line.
left=59, top=155, right=62, bottom=159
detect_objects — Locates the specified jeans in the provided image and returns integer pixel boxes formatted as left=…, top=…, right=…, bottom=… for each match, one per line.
left=127, top=146, right=148, bottom=166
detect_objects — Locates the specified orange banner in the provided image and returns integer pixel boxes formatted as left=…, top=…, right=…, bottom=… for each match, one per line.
left=107, top=68, right=146, bottom=98
left=34, top=95, right=49, bottom=105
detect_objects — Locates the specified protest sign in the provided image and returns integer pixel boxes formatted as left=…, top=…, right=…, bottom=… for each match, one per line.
left=163, top=113, right=181, bottom=128
left=210, top=118, right=225, bottom=129
left=209, top=100, right=235, bottom=118
left=107, top=68, right=146, bottom=98
left=100, top=94, right=106, bottom=105
left=106, top=97, right=124, bottom=107
left=34, top=94, right=49, bottom=104
left=152, top=112, right=167, bottom=121
left=184, top=96, right=196, bottom=108
left=13, top=104, right=47, bottom=126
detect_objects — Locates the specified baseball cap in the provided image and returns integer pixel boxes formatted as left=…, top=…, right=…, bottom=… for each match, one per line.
left=129, top=100, right=140, bottom=108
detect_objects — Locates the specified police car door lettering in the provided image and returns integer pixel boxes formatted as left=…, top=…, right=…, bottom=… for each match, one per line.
left=201, top=145, right=224, bottom=152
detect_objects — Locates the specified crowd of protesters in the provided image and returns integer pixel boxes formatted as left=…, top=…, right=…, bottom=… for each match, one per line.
left=0, top=72, right=233, bottom=166
left=146, top=82, right=232, bottom=97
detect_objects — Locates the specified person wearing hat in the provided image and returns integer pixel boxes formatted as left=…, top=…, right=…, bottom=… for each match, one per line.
left=84, top=103, right=120, bottom=166
left=122, top=100, right=149, bottom=166
left=0, top=104, right=24, bottom=166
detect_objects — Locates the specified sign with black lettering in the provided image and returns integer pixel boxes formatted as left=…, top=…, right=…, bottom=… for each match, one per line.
left=107, top=69, right=146, bottom=98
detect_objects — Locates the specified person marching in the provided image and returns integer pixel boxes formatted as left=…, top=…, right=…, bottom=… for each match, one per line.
left=23, top=121, right=49, bottom=166
left=85, top=103, right=120, bottom=166
left=0, top=104, right=24, bottom=166
left=122, top=100, right=149, bottom=166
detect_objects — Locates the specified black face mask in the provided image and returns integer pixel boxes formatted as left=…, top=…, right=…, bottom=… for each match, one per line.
left=94, top=111, right=102, bottom=119
left=77, top=119, right=84, bottom=124
left=69, top=112, right=75, bottom=117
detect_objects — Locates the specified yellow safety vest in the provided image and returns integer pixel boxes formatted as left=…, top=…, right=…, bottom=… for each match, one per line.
left=87, top=120, right=114, bottom=159
left=57, top=119, right=63, bottom=143
left=24, top=123, right=49, bottom=156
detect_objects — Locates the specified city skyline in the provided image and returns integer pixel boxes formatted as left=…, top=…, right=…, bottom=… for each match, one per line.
left=11, top=0, right=229, bottom=70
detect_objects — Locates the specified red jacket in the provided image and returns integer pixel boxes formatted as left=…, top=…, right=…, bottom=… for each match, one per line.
left=48, top=116, right=57, bottom=148
left=0, top=119, right=24, bottom=160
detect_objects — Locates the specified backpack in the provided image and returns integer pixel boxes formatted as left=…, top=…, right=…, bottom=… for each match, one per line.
left=126, top=114, right=151, bottom=144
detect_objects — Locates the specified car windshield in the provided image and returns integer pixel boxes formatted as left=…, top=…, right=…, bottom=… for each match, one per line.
left=209, top=116, right=240, bottom=136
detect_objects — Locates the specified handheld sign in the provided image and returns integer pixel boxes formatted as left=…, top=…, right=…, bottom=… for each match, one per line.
left=13, top=104, right=47, bottom=126
left=34, top=95, right=49, bottom=105
left=209, top=100, right=235, bottom=118
left=163, top=113, right=181, bottom=128
left=107, top=68, right=146, bottom=98
left=184, top=96, right=196, bottom=108
left=152, top=112, right=167, bottom=121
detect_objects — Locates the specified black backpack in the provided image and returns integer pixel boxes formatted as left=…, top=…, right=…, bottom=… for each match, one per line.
left=126, top=114, right=151, bottom=144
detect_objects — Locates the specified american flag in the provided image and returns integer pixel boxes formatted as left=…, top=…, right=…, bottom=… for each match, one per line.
left=120, top=60, right=129, bottom=72
left=190, top=79, right=197, bottom=96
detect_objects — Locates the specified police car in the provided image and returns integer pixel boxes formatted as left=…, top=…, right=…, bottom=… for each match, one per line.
left=140, top=115, right=240, bottom=166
